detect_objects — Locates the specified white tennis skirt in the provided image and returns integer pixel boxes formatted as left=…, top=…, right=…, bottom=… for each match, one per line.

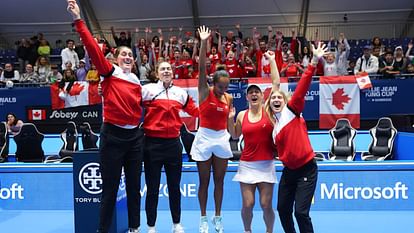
left=233, top=160, right=277, bottom=184
left=190, top=127, right=233, bottom=161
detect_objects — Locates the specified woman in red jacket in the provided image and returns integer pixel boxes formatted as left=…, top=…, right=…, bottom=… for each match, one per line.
left=265, top=42, right=327, bottom=233
left=141, top=61, right=198, bottom=233
left=191, top=26, right=234, bottom=233
left=67, top=1, right=143, bottom=233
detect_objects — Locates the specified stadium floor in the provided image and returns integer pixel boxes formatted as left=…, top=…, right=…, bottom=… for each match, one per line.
left=0, top=210, right=412, bottom=233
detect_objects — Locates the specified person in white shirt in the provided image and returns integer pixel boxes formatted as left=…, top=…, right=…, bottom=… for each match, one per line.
left=354, top=45, right=379, bottom=75
left=61, top=39, right=80, bottom=71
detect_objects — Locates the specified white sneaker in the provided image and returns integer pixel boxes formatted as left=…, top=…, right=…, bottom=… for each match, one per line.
left=172, top=223, right=185, bottom=233
left=128, top=227, right=140, bottom=233
left=212, top=216, right=224, bottom=233
left=147, top=226, right=157, bottom=233
left=199, top=216, right=209, bottom=233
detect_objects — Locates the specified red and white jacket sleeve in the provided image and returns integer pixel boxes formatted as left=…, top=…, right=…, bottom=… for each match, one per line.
left=288, top=65, right=316, bottom=115
left=74, top=20, right=113, bottom=76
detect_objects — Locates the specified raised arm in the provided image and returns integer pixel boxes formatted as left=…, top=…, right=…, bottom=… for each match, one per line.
left=198, top=25, right=211, bottom=103
left=264, top=51, right=280, bottom=91
left=67, top=0, right=112, bottom=76
left=289, top=42, right=328, bottom=114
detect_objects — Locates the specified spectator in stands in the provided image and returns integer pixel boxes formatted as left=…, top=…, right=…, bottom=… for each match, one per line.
left=74, top=40, right=86, bottom=59
left=85, top=64, right=99, bottom=82
left=68, top=1, right=144, bottom=233
left=254, top=31, right=271, bottom=77
left=372, top=36, right=385, bottom=56
left=37, top=39, right=51, bottom=57
left=136, top=52, right=152, bottom=82
left=281, top=54, right=304, bottom=78
left=111, top=26, right=132, bottom=48
left=20, top=64, right=40, bottom=83
left=336, top=33, right=351, bottom=75
left=61, top=39, right=79, bottom=71
left=28, top=36, right=39, bottom=66
left=240, top=52, right=257, bottom=77
left=394, top=46, right=408, bottom=73
left=76, top=58, right=90, bottom=81
left=192, top=25, right=234, bottom=233
left=224, top=50, right=241, bottom=78
left=49, top=64, right=63, bottom=84
left=347, top=59, right=356, bottom=75
left=64, top=61, right=74, bottom=72
left=406, top=63, right=414, bottom=74
left=17, top=38, right=30, bottom=74
left=0, top=63, right=20, bottom=83
left=372, top=47, right=381, bottom=58
left=379, top=51, right=400, bottom=78
left=6, top=113, right=24, bottom=135
left=59, top=68, right=77, bottom=90
left=35, top=56, right=52, bottom=83
left=354, top=45, right=379, bottom=75
left=301, top=45, right=312, bottom=68
left=321, top=52, right=338, bottom=76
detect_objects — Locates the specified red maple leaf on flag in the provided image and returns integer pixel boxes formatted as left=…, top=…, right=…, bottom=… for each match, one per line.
left=331, top=88, right=351, bottom=110
left=68, top=83, right=85, bottom=96
left=33, top=111, right=40, bottom=118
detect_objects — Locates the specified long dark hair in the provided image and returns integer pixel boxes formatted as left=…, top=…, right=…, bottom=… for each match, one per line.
left=6, top=113, right=18, bottom=125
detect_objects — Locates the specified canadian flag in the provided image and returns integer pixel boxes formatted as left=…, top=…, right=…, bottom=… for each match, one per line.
left=247, top=77, right=289, bottom=100
left=50, top=81, right=101, bottom=109
left=319, top=76, right=360, bottom=129
left=355, top=72, right=373, bottom=90
left=28, top=109, right=46, bottom=121
left=174, top=79, right=199, bottom=131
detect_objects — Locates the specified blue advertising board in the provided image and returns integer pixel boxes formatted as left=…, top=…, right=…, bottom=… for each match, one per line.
left=1, top=161, right=414, bottom=213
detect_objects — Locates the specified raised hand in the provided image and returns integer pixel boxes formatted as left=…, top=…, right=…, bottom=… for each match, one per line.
left=311, top=41, right=329, bottom=61
left=264, top=50, right=275, bottom=61
left=67, top=0, right=81, bottom=20
left=198, top=25, right=211, bottom=41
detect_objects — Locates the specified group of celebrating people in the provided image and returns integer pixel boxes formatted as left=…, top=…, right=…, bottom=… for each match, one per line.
left=67, top=0, right=328, bottom=233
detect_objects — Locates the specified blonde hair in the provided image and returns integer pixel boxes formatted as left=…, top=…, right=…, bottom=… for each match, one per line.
left=264, top=88, right=289, bottom=125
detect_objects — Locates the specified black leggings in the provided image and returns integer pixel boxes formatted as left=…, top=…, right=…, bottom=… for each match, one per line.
left=98, top=123, right=143, bottom=233
left=277, top=159, right=318, bottom=233
left=144, top=136, right=183, bottom=227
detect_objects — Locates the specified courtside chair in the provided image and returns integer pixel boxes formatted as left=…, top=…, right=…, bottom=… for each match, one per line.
left=328, top=118, right=357, bottom=161
left=361, top=117, right=397, bottom=161
left=14, top=123, right=45, bottom=162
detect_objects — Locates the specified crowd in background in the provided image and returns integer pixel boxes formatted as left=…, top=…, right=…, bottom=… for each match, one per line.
left=1, top=25, right=414, bottom=86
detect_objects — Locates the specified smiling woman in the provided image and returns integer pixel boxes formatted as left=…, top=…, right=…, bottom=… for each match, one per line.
left=66, top=1, right=144, bottom=233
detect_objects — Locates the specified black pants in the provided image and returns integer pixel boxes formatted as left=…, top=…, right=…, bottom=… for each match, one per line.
left=144, top=136, right=183, bottom=227
left=98, top=123, right=143, bottom=233
left=277, top=159, right=318, bottom=233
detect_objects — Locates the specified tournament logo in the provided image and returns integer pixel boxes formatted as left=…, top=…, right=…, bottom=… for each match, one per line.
left=79, top=162, right=102, bottom=195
